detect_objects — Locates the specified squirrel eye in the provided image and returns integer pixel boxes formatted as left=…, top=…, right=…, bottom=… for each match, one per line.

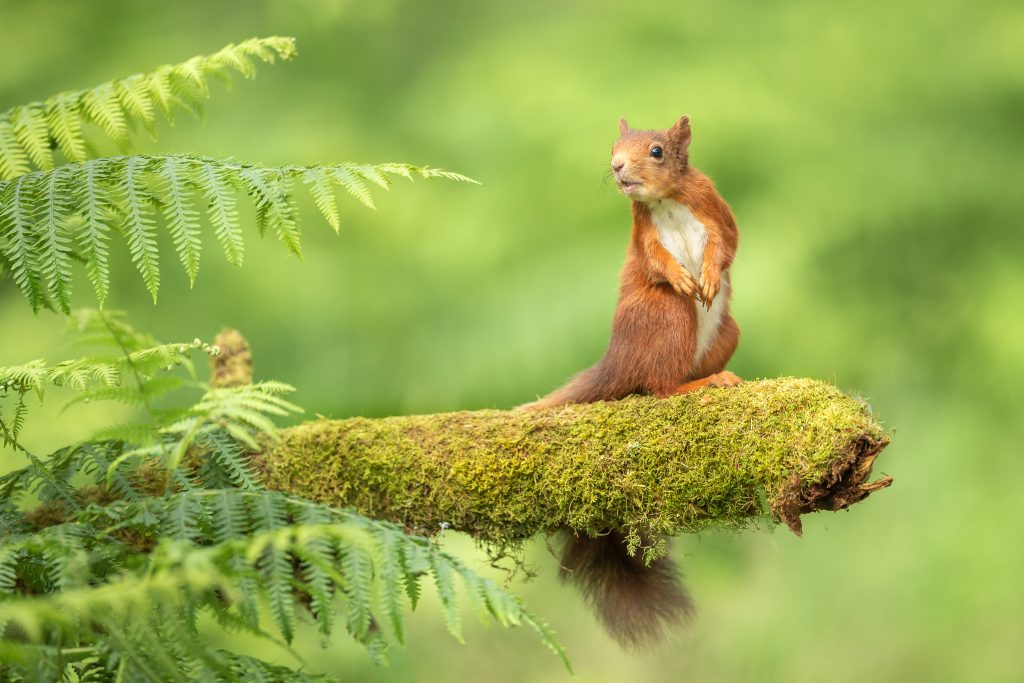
left=650, top=146, right=663, bottom=159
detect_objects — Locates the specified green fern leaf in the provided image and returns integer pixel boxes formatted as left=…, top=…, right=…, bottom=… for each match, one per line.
left=147, top=67, right=177, bottom=124
left=243, top=493, right=296, bottom=641
left=211, top=45, right=258, bottom=79
left=203, top=431, right=262, bottom=491
left=196, top=159, right=243, bottom=266
left=156, top=156, right=202, bottom=285
left=233, top=35, right=298, bottom=64
left=10, top=394, right=29, bottom=444
left=207, top=488, right=249, bottom=543
left=79, top=443, right=140, bottom=500
left=375, top=530, right=407, bottom=643
left=36, top=166, right=74, bottom=313
left=46, top=93, right=87, bottom=163
left=301, top=166, right=340, bottom=233
left=341, top=539, right=374, bottom=640
left=0, top=178, right=46, bottom=312
left=430, top=553, right=464, bottom=643
left=0, top=547, right=20, bottom=594
left=11, top=106, right=53, bottom=171
left=524, top=614, right=573, bottom=672
left=168, top=72, right=208, bottom=122
left=402, top=542, right=424, bottom=610
left=119, top=156, right=160, bottom=301
left=53, top=361, right=118, bottom=391
left=2, top=156, right=474, bottom=312
left=331, top=164, right=375, bottom=209
left=0, top=120, right=30, bottom=181
left=297, top=544, right=337, bottom=637
left=24, top=450, right=80, bottom=511
left=414, top=167, right=481, bottom=184
left=115, top=75, right=157, bottom=138
left=81, top=83, right=129, bottom=148
left=0, top=37, right=297, bottom=175
left=376, top=163, right=481, bottom=186
left=0, top=359, right=49, bottom=398
left=349, top=163, right=392, bottom=190
left=239, top=167, right=302, bottom=257
left=161, top=492, right=203, bottom=542
left=172, top=57, right=211, bottom=97
left=75, top=159, right=114, bottom=305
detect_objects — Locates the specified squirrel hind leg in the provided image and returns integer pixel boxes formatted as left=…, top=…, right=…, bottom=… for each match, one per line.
left=559, top=531, right=695, bottom=649
left=672, top=370, right=743, bottom=395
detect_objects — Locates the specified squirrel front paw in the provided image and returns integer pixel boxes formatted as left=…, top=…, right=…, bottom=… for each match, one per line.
left=698, top=267, right=721, bottom=309
left=668, top=269, right=700, bottom=299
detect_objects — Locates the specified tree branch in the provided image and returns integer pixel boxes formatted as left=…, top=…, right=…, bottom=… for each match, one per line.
left=255, top=377, right=891, bottom=548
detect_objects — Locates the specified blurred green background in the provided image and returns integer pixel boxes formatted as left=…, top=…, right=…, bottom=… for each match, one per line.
left=2, top=0, right=1022, bottom=680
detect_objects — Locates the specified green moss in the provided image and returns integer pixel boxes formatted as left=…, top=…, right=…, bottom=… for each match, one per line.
left=260, top=378, right=890, bottom=558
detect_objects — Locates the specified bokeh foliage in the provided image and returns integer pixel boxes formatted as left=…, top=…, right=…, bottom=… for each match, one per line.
left=1, top=0, right=1021, bottom=681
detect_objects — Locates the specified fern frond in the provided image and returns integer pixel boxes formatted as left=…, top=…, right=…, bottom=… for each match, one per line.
left=119, top=155, right=160, bottom=301
left=197, top=158, right=243, bottom=266
left=0, top=37, right=297, bottom=175
left=375, top=162, right=481, bottom=185
left=2, top=490, right=566, bottom=665
left=0, top=315, right=218, bottom=448
left=301, top=166, right=340, bottom=232
left=330, top=165, right=374, bottom=209
left=81, top=83, right=128, bottom=149
left=156, top=156, right=202, bottom=284
left=36, top=166, right=74, bottom=313
left=75, top=158, right=114, bottom=305
left=46, top=358, right=120, bottom=391
left=199, top=429, right=262, bottom=491
left=68, top=308, right=158, bottom=351
left=1, top=155, right=474, bottom=310
left=146, top=66, right=177, bottom=125
left=414, top=167, right=481, bottom=184
left=430, top=551, right=464, bottom=642
left=0, top=178, right=45, bottom=312
left=164, top=381, right=301, bottom=453
left=239, top=166, right=302, bottom=257
left=0, top=360, right=49, bottom=399
left=46, top=92, right=87, bottom=164
left=11, top=106, right=53, bottom=171
left=2, top=469, right=570, bottom=675
left=115, top=75, right=156, bottom=138
left=0, top=121, right=30, bottom=180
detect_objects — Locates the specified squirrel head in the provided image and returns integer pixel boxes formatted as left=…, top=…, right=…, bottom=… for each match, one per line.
left=611, top=116, right=692, bottom=202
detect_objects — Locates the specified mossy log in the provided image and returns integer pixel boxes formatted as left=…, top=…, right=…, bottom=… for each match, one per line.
left=256, top=378, right=892, bottom=548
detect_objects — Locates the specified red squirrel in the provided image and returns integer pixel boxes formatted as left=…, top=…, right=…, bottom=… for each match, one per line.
left=522, top=115, right=741, bottom=647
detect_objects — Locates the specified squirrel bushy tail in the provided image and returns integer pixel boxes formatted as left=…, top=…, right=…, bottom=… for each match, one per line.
left=520, top=362, right=624, bottom=410
left=560, top=531, right=695, bottom=648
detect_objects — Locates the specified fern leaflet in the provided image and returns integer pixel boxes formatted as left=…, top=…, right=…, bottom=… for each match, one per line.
left=0, top=155, right=476, bottom=310
left=0, top=36, right=297, bottom=178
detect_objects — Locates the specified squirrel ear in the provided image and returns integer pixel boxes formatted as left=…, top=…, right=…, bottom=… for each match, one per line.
left=619, top=117, right=630, bottom=136
left=670, top=116, right=692, bottom=146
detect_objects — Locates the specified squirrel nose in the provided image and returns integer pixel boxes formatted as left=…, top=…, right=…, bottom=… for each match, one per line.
left=612, top=160, right=625, bottom=173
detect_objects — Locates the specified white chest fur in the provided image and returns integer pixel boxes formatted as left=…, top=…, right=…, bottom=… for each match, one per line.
left=649, top=200, right=729, bottom=364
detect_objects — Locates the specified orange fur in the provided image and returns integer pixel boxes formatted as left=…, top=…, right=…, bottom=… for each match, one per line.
left=521, top=116, right=743, bottom=649
left=522, top=115, right=741, bottom=410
